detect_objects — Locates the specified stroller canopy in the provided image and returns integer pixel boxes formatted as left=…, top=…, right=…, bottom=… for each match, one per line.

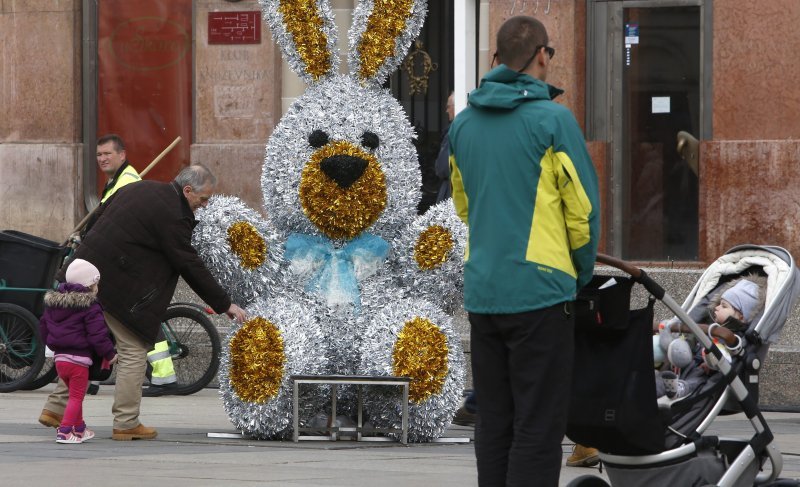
left=681, top=245, right=800, bottom=344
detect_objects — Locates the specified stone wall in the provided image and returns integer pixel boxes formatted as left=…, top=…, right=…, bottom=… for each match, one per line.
left=0, top=1, right=82, bottom=241
left=192, top=0, right=282, bottom=212
left=713, top=0, right=800, bottom=141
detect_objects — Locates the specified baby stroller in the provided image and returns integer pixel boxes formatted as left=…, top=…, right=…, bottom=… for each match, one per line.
left=567, top=245, right=800, bottom=487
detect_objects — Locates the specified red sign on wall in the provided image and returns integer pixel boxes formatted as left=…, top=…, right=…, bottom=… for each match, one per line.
left=208, top=11, right=261, bottom=45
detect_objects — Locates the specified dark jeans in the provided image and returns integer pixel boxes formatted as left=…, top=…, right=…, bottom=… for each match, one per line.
left=470, top=302, right=575, bottom=487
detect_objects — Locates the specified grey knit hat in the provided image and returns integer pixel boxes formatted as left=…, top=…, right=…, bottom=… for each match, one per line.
left=721, top=279, right=760, bottom=322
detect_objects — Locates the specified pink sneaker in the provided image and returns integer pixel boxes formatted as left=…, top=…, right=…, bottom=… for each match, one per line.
left=74, top=425, right=95, bottom=442
left=56, top=427, right=82, bottom=444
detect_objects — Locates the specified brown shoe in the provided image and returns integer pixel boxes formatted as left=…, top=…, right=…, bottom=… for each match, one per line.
left=566, top=444, right=600, bottom=467
left=451, top=406, right=476, bottom=427
left=112, top=424, right=158, bottom=441
left=38, top=409, right=62, bottom=429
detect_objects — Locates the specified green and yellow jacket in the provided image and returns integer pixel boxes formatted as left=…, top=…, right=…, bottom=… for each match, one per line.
left=449, top=65, right=599, bottom=314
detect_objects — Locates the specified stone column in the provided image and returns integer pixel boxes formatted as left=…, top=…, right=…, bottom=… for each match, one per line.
left=193, top=0, right=282, bottom=211
left=0, top=0, right=83, bottom=242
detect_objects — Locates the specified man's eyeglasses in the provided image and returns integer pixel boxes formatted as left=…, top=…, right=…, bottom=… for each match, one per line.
left=516, top=45, right=555, bottom=73
left=538, top=45, right=556, bottom=60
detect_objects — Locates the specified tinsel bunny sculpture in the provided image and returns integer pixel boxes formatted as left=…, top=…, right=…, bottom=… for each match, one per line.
left=191, top=0, right=467, bottom=442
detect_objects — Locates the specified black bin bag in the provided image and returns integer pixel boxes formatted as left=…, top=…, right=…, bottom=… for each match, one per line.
left=566, top=275, right=665, bottom=455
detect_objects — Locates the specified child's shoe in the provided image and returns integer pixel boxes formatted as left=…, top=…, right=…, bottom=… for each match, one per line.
left=56, top=426, right=82, bottom=444
left=74, top=424, right=95, bottom=442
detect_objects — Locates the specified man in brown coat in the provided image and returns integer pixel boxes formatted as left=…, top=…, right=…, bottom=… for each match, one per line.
left=39, top=164, right=246, bottom=440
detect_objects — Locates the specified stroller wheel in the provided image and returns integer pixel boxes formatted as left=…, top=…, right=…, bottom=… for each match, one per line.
left=564, top=475, right=610, bottom=487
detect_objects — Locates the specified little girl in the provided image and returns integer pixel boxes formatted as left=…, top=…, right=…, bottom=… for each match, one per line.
left=39, top=259, right=117, bottom=444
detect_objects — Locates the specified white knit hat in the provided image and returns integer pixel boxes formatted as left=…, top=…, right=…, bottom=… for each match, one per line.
left=65, top=258, right=101, bottom=288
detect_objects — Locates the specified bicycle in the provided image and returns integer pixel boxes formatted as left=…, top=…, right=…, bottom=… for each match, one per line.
left=0, top=302, right=46, bottom=393
left=15, top=301, right=221, bottom=396
left=0, top=230, right=222, bottom=394
left=157, top=302, right=221, bottom=396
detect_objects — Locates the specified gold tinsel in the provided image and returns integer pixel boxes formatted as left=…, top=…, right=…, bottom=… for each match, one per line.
left=227, top=221, right=267, bottom=270
left=358, top=0, right=415, bottom=81
left=299, top=140, right=387, bottom=240
left=229, top=317, right=286, bottom=403
left=413, top=225, right=453, bottom=270
left=392, top=317, right=449, bottom=403
left=278, top=0, right=330, bottom=80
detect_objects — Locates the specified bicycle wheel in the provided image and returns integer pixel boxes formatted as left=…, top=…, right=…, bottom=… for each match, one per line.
left=0, top=303, right=46, bottom=392
left=161, top=305, right=220, bottom=396
left=22, top=357, right=57, bottom=390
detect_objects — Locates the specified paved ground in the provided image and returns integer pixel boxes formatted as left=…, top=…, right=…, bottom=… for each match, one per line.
left=2, top=385, right=800, bottom=486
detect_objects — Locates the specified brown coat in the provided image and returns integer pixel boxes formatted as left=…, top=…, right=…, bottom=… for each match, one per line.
left=67, top=180, right=231, bottom=345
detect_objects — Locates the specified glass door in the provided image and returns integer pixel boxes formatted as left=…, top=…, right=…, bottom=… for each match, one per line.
left=622, top=5, right=701, bottom=260
left=587, top=0, right=709, bottom=261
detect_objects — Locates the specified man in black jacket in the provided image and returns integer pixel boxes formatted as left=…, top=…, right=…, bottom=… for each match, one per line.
left=39, top=164, right=246, bottom=440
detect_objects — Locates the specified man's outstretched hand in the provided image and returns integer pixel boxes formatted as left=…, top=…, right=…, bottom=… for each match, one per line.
left=225, top=303, right=247, bottom=323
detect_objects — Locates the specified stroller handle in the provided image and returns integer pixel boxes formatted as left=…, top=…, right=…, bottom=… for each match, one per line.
left=596, top=253, right=665, bottom=300
left=596, top=254, right=738, bottom=347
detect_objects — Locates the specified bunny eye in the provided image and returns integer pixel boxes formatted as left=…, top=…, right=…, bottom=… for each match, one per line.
left=361, top=131, right=380, bottom=151
left=308, top=130, right=330, bottom=149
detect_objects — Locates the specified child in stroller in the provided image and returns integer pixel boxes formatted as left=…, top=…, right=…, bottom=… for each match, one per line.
left=654, top=276, right=765, bottom=400
left=567, top=246, right=800, bottom=487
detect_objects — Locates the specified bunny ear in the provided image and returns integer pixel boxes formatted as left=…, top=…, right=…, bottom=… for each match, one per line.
left=260, top=0, right=339, bottom=83
left=348, top=0, right=428, bottom=86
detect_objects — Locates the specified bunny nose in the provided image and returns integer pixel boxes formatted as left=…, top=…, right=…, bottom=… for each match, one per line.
left=320, top=155, right=368, bottom=188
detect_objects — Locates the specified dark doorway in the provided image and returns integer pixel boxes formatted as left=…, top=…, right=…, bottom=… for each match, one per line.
left=388, top=0, right=454, bottom=214
left=622, top=6, right=700, bottom=260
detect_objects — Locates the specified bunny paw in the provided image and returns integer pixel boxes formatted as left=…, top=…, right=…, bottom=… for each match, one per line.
left=391, top=201, right=467, bottom=313
left=193, top=195, right=284, bottom=307
left=359, top=294, right=466, bottom=441
left=219, top=294, right=328, bottom=439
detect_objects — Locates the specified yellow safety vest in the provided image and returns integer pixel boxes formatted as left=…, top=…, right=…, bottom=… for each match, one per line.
left=147, top=340, right=177, bottom=385
left=101, top=163, right=141, bottom=203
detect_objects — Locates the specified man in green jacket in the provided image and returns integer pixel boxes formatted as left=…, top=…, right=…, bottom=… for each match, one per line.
left=449, top=16, right=600, bottom=486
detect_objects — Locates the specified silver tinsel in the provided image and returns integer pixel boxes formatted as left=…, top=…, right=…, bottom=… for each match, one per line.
left=390, top=200, right=467, bottom=315
left=193, top=195, right=284, bottom=308
left=260, top=76, right=420, bottom=246
left=347, top=0, right=428, bottom=87
left=205, top=0, right=467, bottom=442
left=259, top=0, right=339, bottom=84
left=219, top=295, right=328, bottom=440
left=358, top=293, right=466, bottom=442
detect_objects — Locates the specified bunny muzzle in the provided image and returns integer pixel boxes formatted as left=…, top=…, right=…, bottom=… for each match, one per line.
left=299, top=139, right=388, bottom=240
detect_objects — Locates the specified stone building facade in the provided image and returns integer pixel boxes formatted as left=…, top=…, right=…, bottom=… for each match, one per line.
left=2, top=0, right=800, bottom=404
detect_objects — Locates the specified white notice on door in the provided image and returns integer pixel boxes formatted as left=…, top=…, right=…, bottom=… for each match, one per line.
left=652, top=96, right=670, bottom=114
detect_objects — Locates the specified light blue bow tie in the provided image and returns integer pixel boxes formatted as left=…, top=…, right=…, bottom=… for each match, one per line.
left=284, top=232, right=389, bottom=311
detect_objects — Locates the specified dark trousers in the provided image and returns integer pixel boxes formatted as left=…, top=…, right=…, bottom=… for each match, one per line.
left=470, top=303, right=575, bottom=487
